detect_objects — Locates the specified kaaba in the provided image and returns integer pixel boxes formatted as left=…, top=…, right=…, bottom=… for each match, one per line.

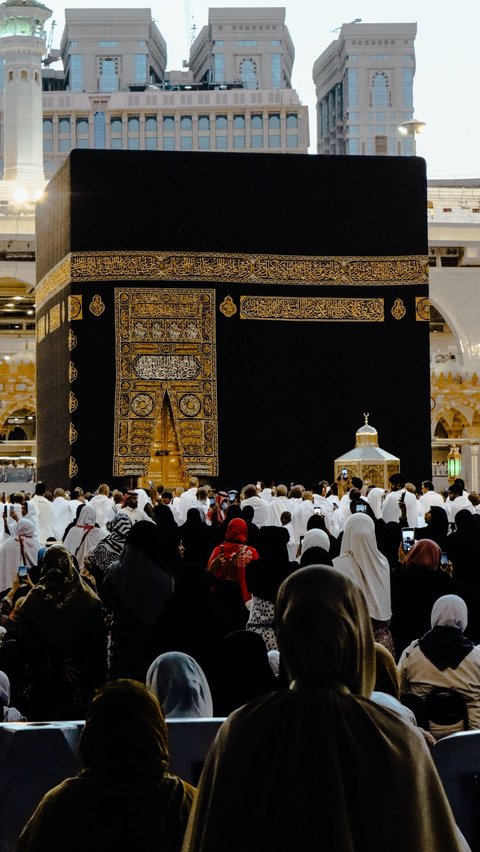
left=35, top=150, right=430, bottom=491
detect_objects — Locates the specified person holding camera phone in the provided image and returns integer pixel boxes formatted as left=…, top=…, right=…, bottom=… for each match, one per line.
left=382, top=473, right=418, bottom=528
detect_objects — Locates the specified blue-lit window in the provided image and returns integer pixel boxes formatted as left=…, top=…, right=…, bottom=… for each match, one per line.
left=348, top=139, right=359, bottom=154
left=59, top=138, right=71, bottom=152
left=43, top=138, right=53, bottom=153
left=145, top=115, right=157, bottom=131
left=163, top=137, right=175, bottom=150
left=271, top=39, right=280, bottom=46
left=268, top=114, right=280, bottom=129
left=198, top=136, right=210, bottom=150
left=213, top=40, right=224, bottom=46
left=198, top=115, right=210, bottom=130
left=268, top=135, right=281, bottom=148
left=216, top=115, right=227, bottom=130
left=234, top=115, right=245, bottom=129
left=286, top=134, right=298, bottom=148
left=99, top=58, right=119, bottom=92
left=347, top=69, right=358, bottom=107
left=94, top=111, right=106, bottom=149
left=251, top=134, right=263, bottom=149
left=214, top=54, right=224, bottom=83
left=110, top=117, right=123, bottom=133
left=163, top=115, right=175, bottom=130
left=251, top=114, right=262, bottom=130
left=59, top=117, right=70, bottom=133
left=98, top=41, right=118, bottom=47
left=240, top=58, right=257, bottom=90
left=128, top=116, right=140, bottom=132
left=216, top=136, right=228, bottom=149
left=111, top=138, right=123, bottom=149
left=128, top=137, right=140, bottom=150
left=403, top=68, right=413, bottom=107
left=371, top=72, right=389, bottom=107
left=271, top=54, right=281, bottom=88
left=76, top=118, right=89, bottom=144
left=181, top=136, right=192, bottom=150
left=234, top=135, right=245, bottom=149
left=286, top=113, right=298, bottom=129
left=238, top=40, right=256, bottom=46
left=43, top=118, right=53, bottom=134
left=145, top=137, right=157, bottom=150
left=181, top=116, right=192, bottom=130
left=135, top=54, right=147, bottom=84
left=70, top=55, right=83, bottom=92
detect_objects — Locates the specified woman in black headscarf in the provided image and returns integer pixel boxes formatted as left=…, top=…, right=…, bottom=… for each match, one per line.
left=210, top=629, right=278, bottom=717
left=16, top=679, right=195, bottom=852
left=245, top=526, right=294, bottom=650
left=182, top=567, right=464, bottom=852
left=415, top=505, right=449, bottom=552
left=103, top=521, right=174, bottom=681
left=180, top=508, right=212, bottom=569
left=16, top=546, right=106, bottom=720
left=447, top=508, right=480, bottom=597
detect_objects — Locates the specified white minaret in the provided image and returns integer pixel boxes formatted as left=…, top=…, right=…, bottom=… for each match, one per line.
left=0, top=0, right=52, bottom=198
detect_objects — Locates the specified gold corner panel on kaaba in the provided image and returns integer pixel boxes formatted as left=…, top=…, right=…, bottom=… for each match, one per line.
left=35, top=251, right=429, bottom=310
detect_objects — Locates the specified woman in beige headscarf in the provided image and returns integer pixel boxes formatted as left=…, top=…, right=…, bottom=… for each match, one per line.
left=182, top=566, right=465, bottom=852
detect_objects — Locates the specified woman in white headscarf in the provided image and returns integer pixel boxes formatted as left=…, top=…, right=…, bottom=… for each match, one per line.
left=399, top=594, right=480, bottom=730
left=366, top=487, right=385, bottom=520
left=0, top=670, right=24, bottom=721
left=63, top=505, right=105, bottom=569
left=0, top=518, right=41, bottom=593
left=333, top=512, right=393, bottom=653
left=146, top=651, right=213, bottom=718
left=299, top=529, right=333, bottom=568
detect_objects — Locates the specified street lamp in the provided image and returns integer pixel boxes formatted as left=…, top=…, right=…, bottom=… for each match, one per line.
left=398, top=118, right=426, bottom=155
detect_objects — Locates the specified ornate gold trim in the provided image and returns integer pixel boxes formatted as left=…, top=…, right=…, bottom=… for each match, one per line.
left=69, top=456, right=78, bottom=478
left=89, top=294, right=105, bottom=316
left=391, top=298, right=406, bottom=320
left=36, top=314, right=46, bottom=343
left=68, top=294, right=83, bottom=321
left=49, top=303, right=61, bottom=332
left=69, top=422, right=78, bottom=444
left=36, top=251, right=429, bottom=308
left=68, top=329, right=77, bottom=351
left=69, top=361, right=78, bottom=383
left=69, top=391, right=78, bottom=414
left=219, top=295, right=237, bottom=317
left=416, top=296, right=431, bottom=321
left=240, top=296, right=384, bottom=322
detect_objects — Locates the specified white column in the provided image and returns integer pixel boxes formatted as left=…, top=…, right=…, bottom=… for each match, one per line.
left=470, top=444, right=479, bottom=493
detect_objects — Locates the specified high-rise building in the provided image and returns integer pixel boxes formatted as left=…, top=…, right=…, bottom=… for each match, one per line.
left=312, top=22, right=416, bottom=156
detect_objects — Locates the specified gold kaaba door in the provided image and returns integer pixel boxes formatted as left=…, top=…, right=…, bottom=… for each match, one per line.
left=139, top=395, right=185, bottom=489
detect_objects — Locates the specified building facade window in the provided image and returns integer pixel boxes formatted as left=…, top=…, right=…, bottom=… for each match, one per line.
left=268, top=113, right=280, bottom=129
left=98, top=41, right=118, bottom=47
left=214, top=53, right=225, bottom=83
left=145, top=115, right=157, bottom=131
left=198, top=115, right=210, bottom=130
left=181, top=115, right=192, bottom=130
left=403, top=68, right=413, bottom=107
left=239, top=58, right=257, bottom=90
left=251, top=113, right=262, bottom=130
left=371, top=72, right=390, bottom=108
left=286, top=113, right=298, bottom=128
left=163, top=115, right=175, bottom=130
left=269, top=134, right=281, bottom=148
left=70, top=55, right=83, bottom=92
left=181, top=135, right=192, bottom=150
left=198, top=136, right=210, bottom=150
left=286, top=134, right=298, bottom=148
left=94, top=111, right=106, bottom=149
left=134, top=54, right=147, bottom=84
left=346, top=68, right=358, bottom=107
left=216, top=115, right=227, bottom=130
left=75, top=117, right=89, bottom=147
left=238, top=40, right=256, bottom=46
left=163, top=137, right=175, bottom=150
left=110, top=116, right=123, bottom=133
left=234, top=115, right=245, bottom=129
left=128, top=116, right=140, bottom=132
left=233, top=135, right=245, bottom=148
left=271, top=53, right=281, bottom=88
left=216, top=136, right=228, bottom=149
left=99, top=57, right=119, bottom=92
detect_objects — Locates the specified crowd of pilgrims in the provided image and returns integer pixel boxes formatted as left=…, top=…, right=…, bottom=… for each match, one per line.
left=0, top=473, right=479, bottom=849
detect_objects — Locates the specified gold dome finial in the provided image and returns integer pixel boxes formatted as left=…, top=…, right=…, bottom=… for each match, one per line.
left=356, top=412, right=378, bottom=447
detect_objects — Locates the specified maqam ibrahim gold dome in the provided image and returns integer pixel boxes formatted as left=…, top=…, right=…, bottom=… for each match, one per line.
left=334, top=413, right=400, bottom=488
left=356, top=413, right=379, bottom=447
